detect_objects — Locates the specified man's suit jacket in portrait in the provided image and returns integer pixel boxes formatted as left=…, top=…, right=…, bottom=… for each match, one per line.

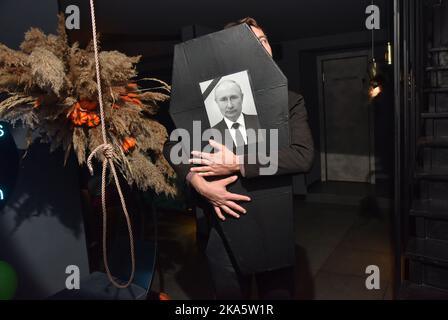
left=210, top=113, right=260, bottom=149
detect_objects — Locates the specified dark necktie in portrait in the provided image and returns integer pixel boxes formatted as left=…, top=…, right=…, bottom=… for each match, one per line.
left=231, top=122, right=245, bottom=147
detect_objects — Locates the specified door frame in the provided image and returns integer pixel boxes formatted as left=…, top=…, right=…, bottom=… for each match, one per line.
left=316, top=49, right=375, bottom=183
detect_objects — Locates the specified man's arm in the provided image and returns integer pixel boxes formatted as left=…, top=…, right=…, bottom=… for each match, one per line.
left=163, top=137, right=251, bottom=220
left=163, top=139, right=192, bottom=186
left=243, top=91, right=314, bottom=178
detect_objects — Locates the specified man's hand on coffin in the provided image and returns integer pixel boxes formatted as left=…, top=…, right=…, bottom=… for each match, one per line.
left=189, top=173, right=251, bottom=221
left=189, top=139, right=242, bottom=177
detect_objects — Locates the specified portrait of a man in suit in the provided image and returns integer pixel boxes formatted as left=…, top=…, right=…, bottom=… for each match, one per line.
left=212, top=79, right=260, bottom=147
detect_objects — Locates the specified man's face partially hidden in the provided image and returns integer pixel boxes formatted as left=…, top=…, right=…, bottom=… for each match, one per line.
left=215, top=81, right=244, bottom=122
left=250, top=26, right=272, bottom=57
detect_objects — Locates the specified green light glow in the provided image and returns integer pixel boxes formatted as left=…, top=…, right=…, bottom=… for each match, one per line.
left=0, top=261, right=18, bottom=300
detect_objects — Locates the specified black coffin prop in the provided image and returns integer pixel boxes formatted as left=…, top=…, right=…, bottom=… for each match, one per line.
left=169, top=24, right=294, bottom=275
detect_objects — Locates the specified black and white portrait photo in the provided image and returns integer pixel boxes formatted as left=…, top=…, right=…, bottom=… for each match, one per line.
left=199, top=70, right=262, bottom=147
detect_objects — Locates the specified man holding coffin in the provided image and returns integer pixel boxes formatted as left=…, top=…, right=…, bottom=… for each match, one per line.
left=164, top=17, right=314, bottom=299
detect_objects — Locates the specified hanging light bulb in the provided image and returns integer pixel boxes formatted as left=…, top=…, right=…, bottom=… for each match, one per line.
left=385, top=42, right=392, bottom=65
left=369, top=82, right=382, bottom=99
left=368, top=59, right=382, bottom=99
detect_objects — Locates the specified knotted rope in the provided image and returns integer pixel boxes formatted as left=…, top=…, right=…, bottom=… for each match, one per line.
left=87, top=0, right=135, bottom=289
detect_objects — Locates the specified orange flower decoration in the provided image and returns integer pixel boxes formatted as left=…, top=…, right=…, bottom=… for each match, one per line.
left=122, top=137, right=137, bottom=153
left=69, top=101, right=100, bottom=127
left=70, top=110, right=88, bottom=126
left=33, top=96, right=42, bottom=109
left=79, top=99, right=97, bottom=111
left=120, top=93, right=142, bottom=106
left=86, top=113, right=100, bottom=127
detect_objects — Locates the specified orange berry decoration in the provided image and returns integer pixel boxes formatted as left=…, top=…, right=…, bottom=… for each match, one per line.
left=158, top=292, right=171, bottom=300
left=69, top=102, right=86, bottom=126
left=86, top=113, right=100, bottom=127
left=78, top=99, right=98, bottom=111
left=120, top=93, right=142, bottom=106
left=122, top=137, right=137, bottom=153
left=33, top=96, right=42, bottom=109
left=69, top=101, right=100, bottom=127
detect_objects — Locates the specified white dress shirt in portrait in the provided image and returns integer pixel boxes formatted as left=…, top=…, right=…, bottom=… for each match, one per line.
left=223, top=113, right=247, bottom=145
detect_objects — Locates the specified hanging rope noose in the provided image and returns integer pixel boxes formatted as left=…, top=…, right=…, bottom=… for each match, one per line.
left=86, top=0, right=135, bottom=289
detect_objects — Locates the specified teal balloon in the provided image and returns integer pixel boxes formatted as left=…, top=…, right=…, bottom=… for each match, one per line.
left=0, top=261, right=18, bottom=300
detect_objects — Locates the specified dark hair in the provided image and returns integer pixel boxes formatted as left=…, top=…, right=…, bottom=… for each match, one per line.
left=224, top=17, right=263, bottom=31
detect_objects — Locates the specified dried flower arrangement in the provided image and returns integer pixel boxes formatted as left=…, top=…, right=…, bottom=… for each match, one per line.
left=0, top=15, right=176, bottom=196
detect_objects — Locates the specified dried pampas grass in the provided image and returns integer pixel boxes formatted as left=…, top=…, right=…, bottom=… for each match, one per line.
left=29, top=48, right=65, bottom=96
left=100, top=51, right=140, bottom=85
left=0, top=13, right=176, bottom=196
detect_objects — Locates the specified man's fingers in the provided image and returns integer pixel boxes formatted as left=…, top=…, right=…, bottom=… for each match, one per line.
left=227, top=192, right=251, bottom=202
left=190, top=165, right=212, bottom=172
left=190, top=150, right=202, bottom=158
left=209, top=139, right=223, bottom=150
left=191, top=151, right=213, bottom=160
left=225, top=201, right=247, bottom=214
left=214, top=206, right=226, bottom=221
left=189, top=158, right=212, bottom=165
left=221, top=205, right=240, bottom=219
left=198, top=172, right=217, bottom=177
left=221, top=175, right=238, bottom=186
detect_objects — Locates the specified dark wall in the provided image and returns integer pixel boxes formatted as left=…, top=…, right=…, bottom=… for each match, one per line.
left=57, top=0, right=390, bottom=42
left=0, top=0, right=90, bottom=299
left=277, top=26, right=394, bottom=186
left=0, top=0, right=58, bottom=49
